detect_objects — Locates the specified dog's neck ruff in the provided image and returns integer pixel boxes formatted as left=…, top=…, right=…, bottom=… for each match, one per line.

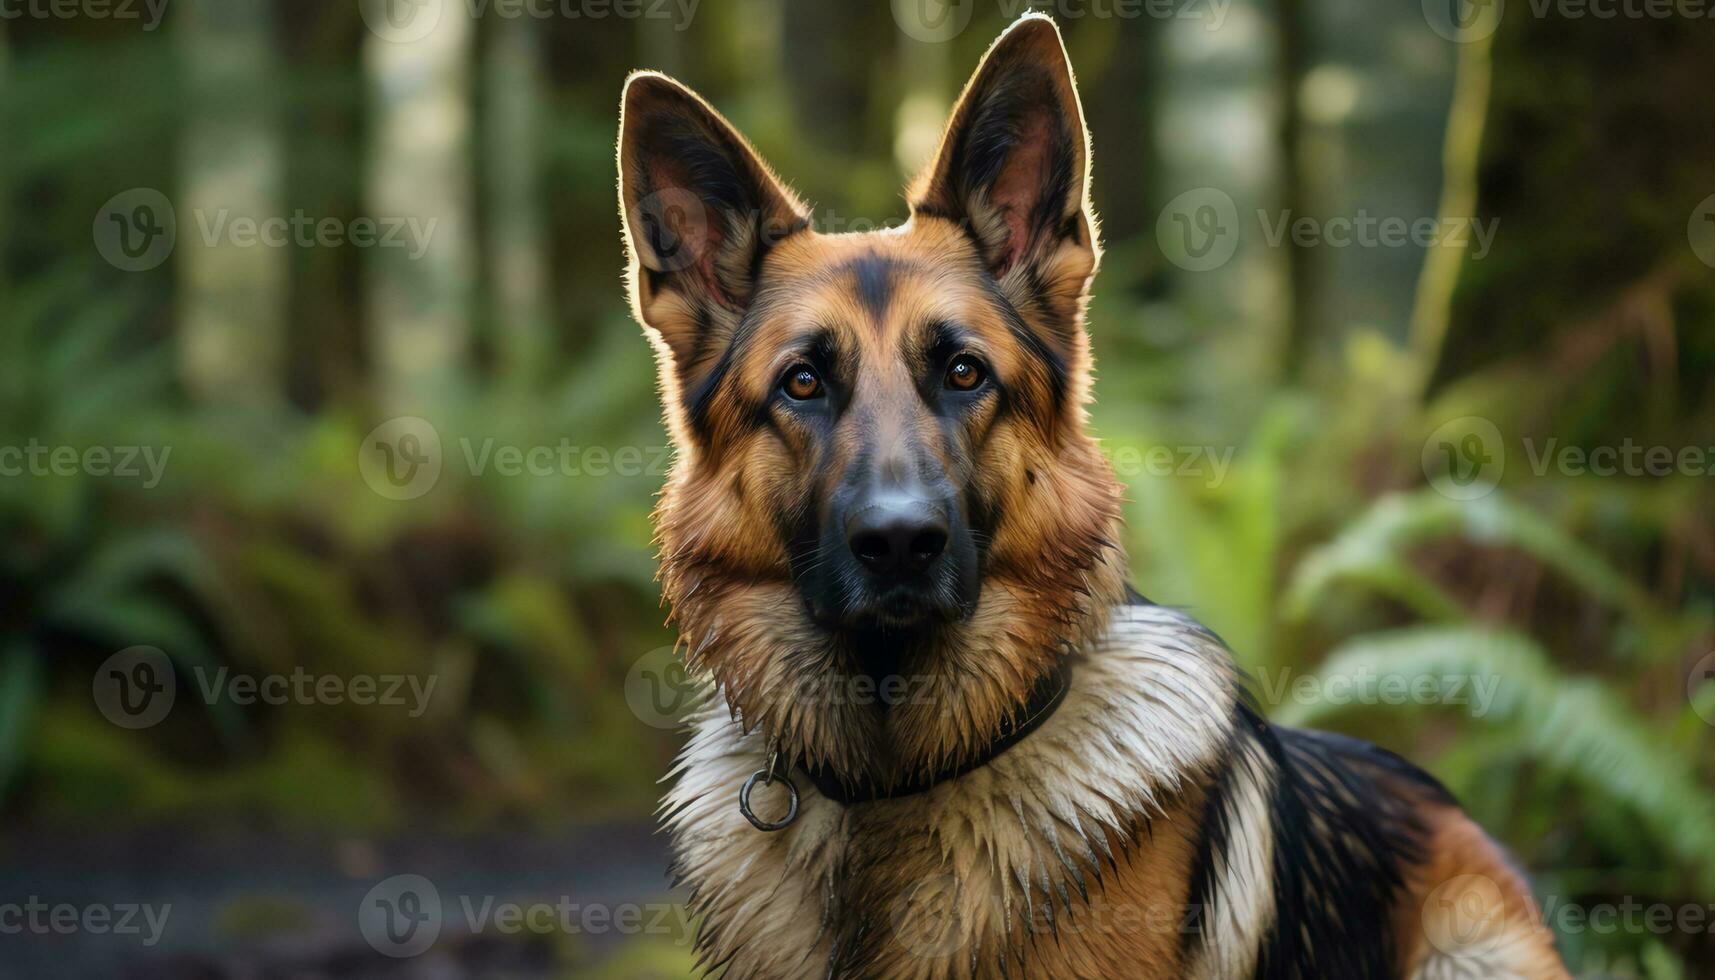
left=663, top=602, right=1249, bottom=978
left=799, top=658, right=1073, bottom=805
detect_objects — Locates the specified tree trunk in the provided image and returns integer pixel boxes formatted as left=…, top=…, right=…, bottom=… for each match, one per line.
left=478, top=12, right=549, bottom=387
left=1081, top=15, right=1160, bottom=251
left=1274, top=0, right=1317, bottom=382
left=1423, top=9, right=1715, bottom=435
left=542, top=12, right=640, bottom=358
left=178, top=0, right=285, bottom=406
left=364, top=6, right=475, bottom=413
left=276, top=0, right=369, bottom=411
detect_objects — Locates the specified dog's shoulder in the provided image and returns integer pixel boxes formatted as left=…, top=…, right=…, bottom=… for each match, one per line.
left=1181, top=690, right=1565, bottom=978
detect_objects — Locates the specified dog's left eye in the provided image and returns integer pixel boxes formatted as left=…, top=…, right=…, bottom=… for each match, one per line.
left=945, top=355, right=986, bottom=391
left=782, top=364, right=825, bottom=400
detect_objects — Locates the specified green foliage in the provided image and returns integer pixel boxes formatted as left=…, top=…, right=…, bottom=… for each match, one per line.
left=1277, top=625, right=1715, bottom=894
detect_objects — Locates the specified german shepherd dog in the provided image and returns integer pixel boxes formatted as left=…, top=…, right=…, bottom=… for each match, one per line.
left=617, top=14, right=1569, bottom=979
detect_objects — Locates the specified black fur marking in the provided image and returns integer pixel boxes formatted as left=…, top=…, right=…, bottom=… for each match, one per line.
left=1252, top=711, right=1448, bottom=979
left=979, top=276, right=1068, bottom=413
left=843, top=254, right=897, bottom=321
left=683, top=317, right=749, bottom=441
left=1143, top=587, right=1457, bottom=978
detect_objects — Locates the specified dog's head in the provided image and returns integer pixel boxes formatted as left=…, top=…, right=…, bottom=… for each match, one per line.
left=618, top=15, right=1125, bottom=784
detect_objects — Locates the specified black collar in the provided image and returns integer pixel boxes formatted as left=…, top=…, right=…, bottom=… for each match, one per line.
left=798, top=660, right=1074, bottom=806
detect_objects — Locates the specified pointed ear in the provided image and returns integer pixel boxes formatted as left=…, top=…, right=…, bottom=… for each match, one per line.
left=909, top=15, right=1098, bottom=347
left=617, top=72, right=809, bottom=384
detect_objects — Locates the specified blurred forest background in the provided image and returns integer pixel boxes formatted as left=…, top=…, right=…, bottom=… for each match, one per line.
left=3, top=0, right=1714, bottom=976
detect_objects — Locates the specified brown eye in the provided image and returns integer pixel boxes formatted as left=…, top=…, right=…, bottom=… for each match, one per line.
left=782, top=364, right=824, bottom=400
left=945, top=356, right=985, bottom=391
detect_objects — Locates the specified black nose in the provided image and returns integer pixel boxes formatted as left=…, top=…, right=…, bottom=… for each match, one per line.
left=846, top=495, right=949, bottom=577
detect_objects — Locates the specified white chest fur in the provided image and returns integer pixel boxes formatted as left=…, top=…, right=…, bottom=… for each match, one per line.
left=662, top=605, right=1257, bottom=978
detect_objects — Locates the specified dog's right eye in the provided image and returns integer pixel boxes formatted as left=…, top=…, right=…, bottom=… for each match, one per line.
left=781, top=364, right=824, bottom=401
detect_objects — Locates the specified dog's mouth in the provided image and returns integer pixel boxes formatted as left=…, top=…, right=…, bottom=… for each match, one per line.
left=798, top=555, right=980, bottom=635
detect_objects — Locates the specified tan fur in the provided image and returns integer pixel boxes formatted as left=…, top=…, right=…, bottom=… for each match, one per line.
left=1398, top=807, right=1571, bottom=980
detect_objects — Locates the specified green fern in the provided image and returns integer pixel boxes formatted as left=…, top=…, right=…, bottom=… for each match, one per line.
left=1285, top=490, right=1666, bottom=636
left=1274, top=625, right=1715, bottom=895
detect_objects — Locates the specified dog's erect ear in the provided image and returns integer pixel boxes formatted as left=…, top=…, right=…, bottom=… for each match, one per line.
left=910, top=15, right=1098, bottom=345
left=617, top=72, right=809, bottom=384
